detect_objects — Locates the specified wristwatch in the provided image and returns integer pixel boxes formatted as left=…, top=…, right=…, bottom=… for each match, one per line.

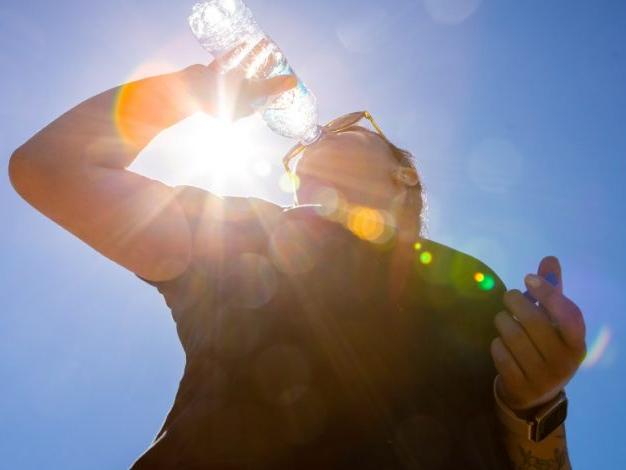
left=493, top=376, right=568, bottom=442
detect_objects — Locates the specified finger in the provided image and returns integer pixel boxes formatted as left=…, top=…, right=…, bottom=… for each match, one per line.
left=522, top=256, right=561, bottom=303
left=490, top=337, right=526, bottom=393
left=183, top=63, right=209, bottom=76
left=524, top=274, right=586, bottom=352
left=213, top=37, right=274, bottom=78
left=208, top=57, right=224, bottom=74
left=180, top=62, right=219, bottom=95
left=537, top=256, right=563, bottom=294
left=209, top=38, right=262, bottom=74
left=502, top=289, right=566, bottom=363
left=494, top=310, right=546, bottom=381
left=247, top=75, right=298, bottom=100
left=242, top=37, right=276, bottom=78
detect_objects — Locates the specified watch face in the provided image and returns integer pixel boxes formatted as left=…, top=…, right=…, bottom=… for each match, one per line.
left=533, top=399, right=568, bottom=442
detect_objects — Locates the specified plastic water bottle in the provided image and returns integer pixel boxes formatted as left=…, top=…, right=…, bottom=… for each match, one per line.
left=188, top=0, right=322, bottom=145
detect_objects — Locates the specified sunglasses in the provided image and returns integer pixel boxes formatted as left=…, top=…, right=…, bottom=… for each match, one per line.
left=282, top=111, right=388, bottom=173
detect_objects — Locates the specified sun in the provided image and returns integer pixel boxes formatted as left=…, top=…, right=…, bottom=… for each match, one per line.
left=131, top=112, right=278, bottom=193
left=183, top=114, right=253, bottom=178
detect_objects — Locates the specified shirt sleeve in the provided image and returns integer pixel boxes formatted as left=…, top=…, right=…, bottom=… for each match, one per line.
left=135, top=185, right=283, bottom=317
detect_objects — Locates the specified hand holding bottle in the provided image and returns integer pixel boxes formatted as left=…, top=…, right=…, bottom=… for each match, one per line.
left=212, top=37, right=299, bottom=119
left=189, top=0, right=322, bottom=143
left=184, top=52, right=297, bottom=121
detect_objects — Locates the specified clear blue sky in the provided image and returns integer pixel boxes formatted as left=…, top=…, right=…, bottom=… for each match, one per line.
left=1, top=0, right=625, bottom=468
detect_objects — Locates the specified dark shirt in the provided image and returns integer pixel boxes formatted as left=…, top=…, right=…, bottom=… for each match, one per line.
left=130, top=186, right=512, bottom=469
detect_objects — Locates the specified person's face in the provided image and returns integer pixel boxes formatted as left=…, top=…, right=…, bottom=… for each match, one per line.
left=295, top=125, right=404, bottom=210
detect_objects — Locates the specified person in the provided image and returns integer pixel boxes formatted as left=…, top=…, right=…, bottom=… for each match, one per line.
left=9, top=50, right=587, bottom=469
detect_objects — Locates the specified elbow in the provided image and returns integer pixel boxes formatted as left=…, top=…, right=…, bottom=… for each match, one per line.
left=8, top=145, right=46, bottom=201
left=8, top=147, right=30, bottom=197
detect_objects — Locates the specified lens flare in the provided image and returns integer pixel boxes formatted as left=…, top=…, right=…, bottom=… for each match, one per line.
left=313, top=187, right=347, bottom=221
left=347, top=206, right=386, bottom=242
left=413, top=242, right=422, bottom=251
left=419, top=251, right=433, bottom=264
left=423, top=0, right=482, bottom=25
left=113, top=59, right=198, bottom=149
left=474, top=272, right=495, bottom=291
left=582, top=326, right=612, bottom=369
left=114, top=77, right=150, bottom=149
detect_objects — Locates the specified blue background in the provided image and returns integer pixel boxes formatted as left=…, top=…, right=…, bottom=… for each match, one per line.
left=1, top=0, right=624, bottom=467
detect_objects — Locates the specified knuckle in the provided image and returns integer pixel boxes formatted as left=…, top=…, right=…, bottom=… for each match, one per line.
left=491, top=339, right=511, bottom=365
left=494, top=317, right=510, bottom=339
left=495, top=358, right=514, bottom=379
left=509, top=288, right=524, bottom=298
left=516, top=308, right=540, bottom=328
left=494, top=310, right=508, bottom=327
left=572, top=305, right=586, bottom=328
left=491, top=337, right=504, bottom=355
left=545, top=289, right=565, bottom=311
left=503, top=289, right=521, bottom=306
left=491, top=343, right=525, bottom=384
left=504, top=322, right=525, bottom=343
left=185, top=63, right=204, bottom=73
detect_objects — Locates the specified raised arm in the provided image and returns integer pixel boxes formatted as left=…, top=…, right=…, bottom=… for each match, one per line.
left=8, top=61, right=295, bottom=281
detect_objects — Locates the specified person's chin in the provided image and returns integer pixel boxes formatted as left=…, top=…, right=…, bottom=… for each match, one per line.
left=297, top=178, right=340, bottom=204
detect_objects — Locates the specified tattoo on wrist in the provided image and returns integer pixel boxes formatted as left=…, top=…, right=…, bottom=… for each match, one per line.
left=515, top=446, right=568, bottom=470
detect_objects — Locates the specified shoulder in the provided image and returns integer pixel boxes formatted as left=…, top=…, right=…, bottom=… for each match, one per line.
left=406, top=238, right=508, bottom=354
left=413, top=238, right=508, bottom=305
left=169, top=185, right=284, bottom=254
left=172, top=185, right=284, bottom=225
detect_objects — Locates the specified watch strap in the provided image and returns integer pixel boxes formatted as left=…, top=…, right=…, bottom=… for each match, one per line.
left=493, top=375, right=568, bottom=442
left=493, top=375, right=529, bottom=437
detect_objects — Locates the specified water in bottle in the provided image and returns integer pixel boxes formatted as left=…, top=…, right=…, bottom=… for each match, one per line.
left=188, top=0, right=322, bottom=145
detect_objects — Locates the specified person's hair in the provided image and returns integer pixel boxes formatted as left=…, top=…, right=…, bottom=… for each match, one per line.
left=357, top=127, right=427, bottom=238
left=386, top=140, right=426, bottom=236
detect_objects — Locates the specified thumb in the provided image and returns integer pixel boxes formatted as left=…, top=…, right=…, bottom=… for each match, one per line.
left=523, top=268, right=586, bottom=352
left=248, top=75, right=298, bottom=100
left=537, top=255, right=562, bottom=295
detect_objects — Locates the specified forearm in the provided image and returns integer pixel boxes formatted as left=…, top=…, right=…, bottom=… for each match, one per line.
left=12, top=65, right=212, bottom=171
left=502, top=423, right=570, bottom=469
left=7, top=66, right=214, bottom=279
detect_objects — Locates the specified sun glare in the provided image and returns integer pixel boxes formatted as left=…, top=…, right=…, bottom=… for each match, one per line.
left=134, top=112, right=277, bottom=191
left=181, top=114, right=275, bottom=189
left=186, top=115, right=250, bottom=172
left=115, top=55, right=280, bottom=192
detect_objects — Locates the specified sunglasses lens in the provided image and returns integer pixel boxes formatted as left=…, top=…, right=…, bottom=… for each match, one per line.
left=326, top=111, right=365, bottom=132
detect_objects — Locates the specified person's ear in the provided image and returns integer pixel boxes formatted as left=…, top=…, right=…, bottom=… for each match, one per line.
left=392, top=166, right=419, bottom=187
